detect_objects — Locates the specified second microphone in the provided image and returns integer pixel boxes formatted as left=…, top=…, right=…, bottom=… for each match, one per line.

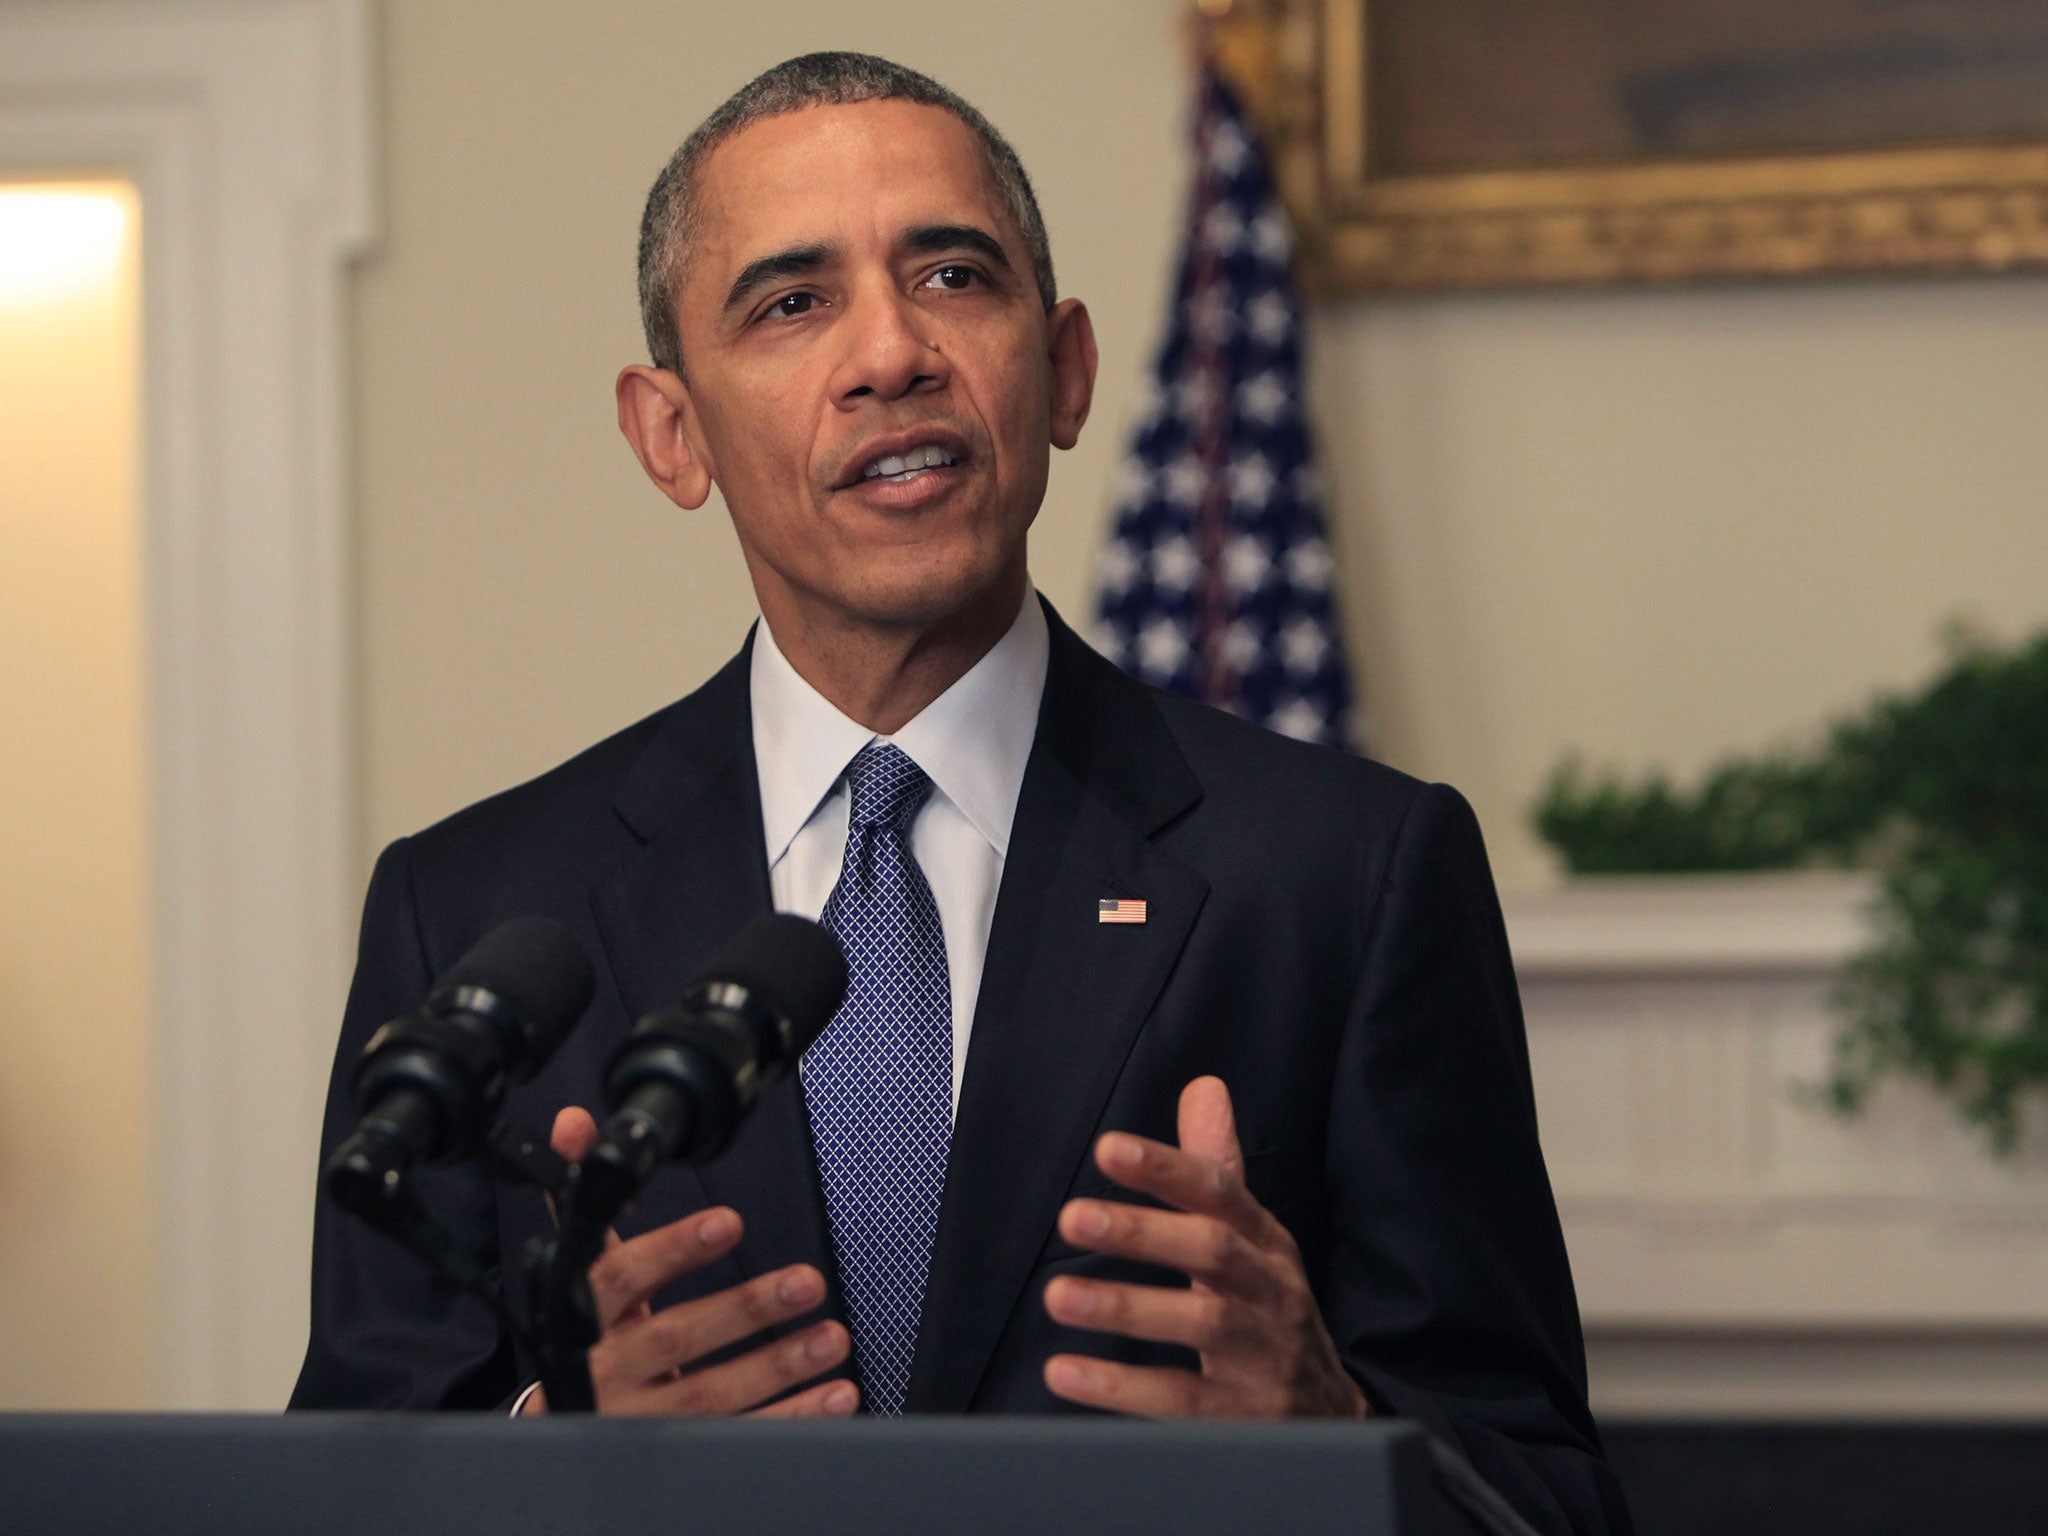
left=567, top=912, right=848, bottom=1237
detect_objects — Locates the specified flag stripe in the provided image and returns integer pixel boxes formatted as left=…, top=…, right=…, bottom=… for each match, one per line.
left=1093, top=63, right=1357, bottom=751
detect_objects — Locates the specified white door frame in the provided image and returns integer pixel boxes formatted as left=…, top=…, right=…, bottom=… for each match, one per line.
left=0, top=0, right=375, bottom=1408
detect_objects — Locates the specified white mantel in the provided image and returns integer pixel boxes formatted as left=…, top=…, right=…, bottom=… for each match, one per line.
left=1504, top=873, right=2048, bottom=1418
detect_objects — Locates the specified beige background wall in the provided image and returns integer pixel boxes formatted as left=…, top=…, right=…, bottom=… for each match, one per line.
left=356, top=0, right=2048, bottom=893
left=1318, top=282, right=2048, bottom=885
left=0, top=181, right=154, bottom=1408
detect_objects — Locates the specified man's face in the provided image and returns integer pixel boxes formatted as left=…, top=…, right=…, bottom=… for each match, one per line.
left=663, top=100, right=1094, bottom=636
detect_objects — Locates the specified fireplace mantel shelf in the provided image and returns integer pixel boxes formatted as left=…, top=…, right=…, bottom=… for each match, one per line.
left=1494, top=871, right=2048, bottom=1418
left=1502, top=870, right=1874, bottom=977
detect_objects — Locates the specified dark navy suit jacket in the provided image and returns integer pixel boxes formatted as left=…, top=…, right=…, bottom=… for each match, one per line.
left=291, top=601, right=1631, bottom=1536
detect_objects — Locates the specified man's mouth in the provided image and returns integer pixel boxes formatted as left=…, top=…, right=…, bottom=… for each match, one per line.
left=860, top=444, right=958, bottom=484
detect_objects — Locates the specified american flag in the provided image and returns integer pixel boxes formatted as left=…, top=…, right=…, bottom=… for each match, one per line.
left=1093, top=63, right=1355, bottom=750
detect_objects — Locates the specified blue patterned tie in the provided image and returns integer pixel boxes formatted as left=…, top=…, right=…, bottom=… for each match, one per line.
left=802, top=741, right=952, bottom=1415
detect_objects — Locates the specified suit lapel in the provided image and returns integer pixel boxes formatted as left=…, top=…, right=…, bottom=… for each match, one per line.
left=585, top=641, right=836, bottom=1294
left=906, top=608, right=1208, bottom=1411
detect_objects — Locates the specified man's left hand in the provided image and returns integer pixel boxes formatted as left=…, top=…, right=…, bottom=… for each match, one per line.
left=1041, top=1076, right=1369, bottom=1419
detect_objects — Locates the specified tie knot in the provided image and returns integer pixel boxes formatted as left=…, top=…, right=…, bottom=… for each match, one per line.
left=844, top=741, right=933, bottom=831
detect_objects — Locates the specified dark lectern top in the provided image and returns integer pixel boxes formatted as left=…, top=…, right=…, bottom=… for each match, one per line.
left=0, top=1413, right=1534, bottom=1536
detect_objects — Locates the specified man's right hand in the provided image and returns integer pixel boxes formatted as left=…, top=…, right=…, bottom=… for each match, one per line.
left=519, top=1107, right=859, bottom=1418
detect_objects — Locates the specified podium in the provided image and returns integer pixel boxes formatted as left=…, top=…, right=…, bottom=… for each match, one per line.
left=0, top=1415, right=1536, bottom=1536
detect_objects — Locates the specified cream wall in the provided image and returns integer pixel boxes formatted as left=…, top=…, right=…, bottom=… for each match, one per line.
left=355, top=1, right=2048, bottom=894
left=0, top=182, right=154, bottom=1408
left=1316, top=280, right=2048, bottom=886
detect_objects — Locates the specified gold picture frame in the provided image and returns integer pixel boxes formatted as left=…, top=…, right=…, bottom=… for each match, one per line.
left=1217, top=0, right=2048, bottom=292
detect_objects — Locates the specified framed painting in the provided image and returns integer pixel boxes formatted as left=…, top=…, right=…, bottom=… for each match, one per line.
left=1220, top=0, right=2048, bottom=290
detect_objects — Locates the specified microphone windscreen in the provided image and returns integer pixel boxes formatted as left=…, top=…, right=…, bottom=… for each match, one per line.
left=690, top=914, right=848, bottom=1054
left=436, top=915, right=596, bottom=1065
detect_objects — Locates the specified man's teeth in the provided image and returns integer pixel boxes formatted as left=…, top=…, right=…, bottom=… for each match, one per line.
left=862, top=444, right=957, bottom=481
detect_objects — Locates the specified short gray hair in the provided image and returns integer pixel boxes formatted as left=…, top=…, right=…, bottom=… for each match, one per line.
left=636, top=51, right=1057, bottom=374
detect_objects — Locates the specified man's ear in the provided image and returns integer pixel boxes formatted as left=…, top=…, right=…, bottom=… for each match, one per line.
left=617, top=364, right=715, bottom=509
left=1046, top=298, right=1099, bottom=451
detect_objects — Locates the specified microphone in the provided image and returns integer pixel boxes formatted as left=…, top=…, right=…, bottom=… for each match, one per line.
left=570, top=914, right=847, bottom=1230
left=325, top=915, right=595, bottom=1218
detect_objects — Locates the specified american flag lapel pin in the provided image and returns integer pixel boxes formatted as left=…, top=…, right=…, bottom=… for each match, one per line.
left=1098, top=896, right=1148, bottom=925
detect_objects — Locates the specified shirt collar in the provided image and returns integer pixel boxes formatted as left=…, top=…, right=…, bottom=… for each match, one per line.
left=750, top=589, right=1049, bottom=868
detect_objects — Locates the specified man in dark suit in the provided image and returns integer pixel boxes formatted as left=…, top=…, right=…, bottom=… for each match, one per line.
left=292, top=52, right=1629, bottom=1536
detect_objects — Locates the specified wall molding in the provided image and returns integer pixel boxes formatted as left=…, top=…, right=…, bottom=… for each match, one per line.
left=1506, top=874, right=2048, bottom=1416
left=0, top=0, right=375, bottom=1407
left=1589, top=1329, right=2048, bottom=1420
left=1502, top=870, right=1875, bottom=978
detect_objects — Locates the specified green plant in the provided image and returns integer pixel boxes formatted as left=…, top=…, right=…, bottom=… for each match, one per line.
left=1534, top=628, right=2048, bottom=1152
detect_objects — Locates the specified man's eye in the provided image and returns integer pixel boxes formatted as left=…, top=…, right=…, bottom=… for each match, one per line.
left=767, top=292, right=816, bottom=319
left=925, top=265, right=979, bottom=291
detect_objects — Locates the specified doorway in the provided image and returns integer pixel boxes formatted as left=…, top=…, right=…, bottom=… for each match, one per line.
left=0, top=178, right=155, bottom=1407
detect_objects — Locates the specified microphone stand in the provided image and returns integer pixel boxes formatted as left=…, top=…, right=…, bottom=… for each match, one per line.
left=330, top=1117, right=610, bottom=1413
left=510, top=1171, right=610, bottom=1415
left=513, top=1122, right=662, bottom=1413
left=503, top=1228, right=600, bottom=1413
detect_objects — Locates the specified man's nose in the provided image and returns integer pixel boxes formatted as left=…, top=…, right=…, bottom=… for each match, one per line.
left=830, top=285, right=947, bottom=405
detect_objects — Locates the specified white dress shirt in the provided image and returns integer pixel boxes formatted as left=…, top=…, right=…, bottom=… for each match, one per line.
left=750, top=591, right=1049, bottom=1110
